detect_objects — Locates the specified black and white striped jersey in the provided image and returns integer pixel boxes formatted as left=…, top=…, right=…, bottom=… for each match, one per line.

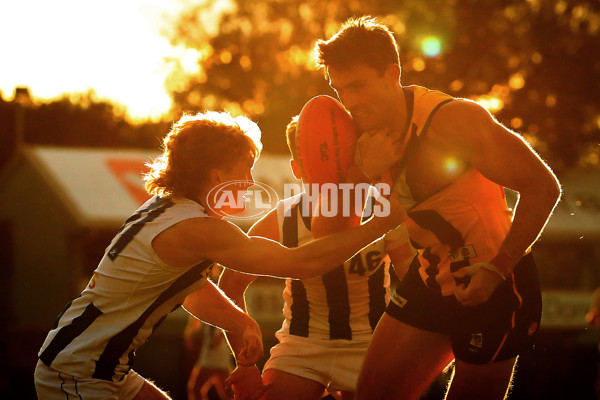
left=275, top=193, right=393, bottom=341
left=38, top=196, right=214, bottom=381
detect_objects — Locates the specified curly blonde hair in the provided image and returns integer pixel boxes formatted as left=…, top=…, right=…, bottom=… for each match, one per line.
left=144, top=111, right=262, bottom=198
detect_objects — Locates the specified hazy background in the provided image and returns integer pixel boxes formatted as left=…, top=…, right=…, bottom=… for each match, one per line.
left=1, top=1, right=599, bottom=399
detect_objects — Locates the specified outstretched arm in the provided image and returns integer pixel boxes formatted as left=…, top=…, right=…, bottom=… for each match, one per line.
left=182, top=280, right=263, bottom=366
left=154, top=194, right=405, bottom=279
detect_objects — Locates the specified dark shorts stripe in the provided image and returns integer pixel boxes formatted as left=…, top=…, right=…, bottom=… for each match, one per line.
left=386, top=253, right=541, bottom=364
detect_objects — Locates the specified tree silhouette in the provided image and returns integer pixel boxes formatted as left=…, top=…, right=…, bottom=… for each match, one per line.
left=165, top=0, right=600, bottom=171
left=0, top=89, right=169, bottom=155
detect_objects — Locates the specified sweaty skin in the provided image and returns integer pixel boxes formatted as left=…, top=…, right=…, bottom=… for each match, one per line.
left=329, top=63, right=560, bottom=305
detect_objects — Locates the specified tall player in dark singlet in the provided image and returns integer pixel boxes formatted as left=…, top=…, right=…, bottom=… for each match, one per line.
left=314, top=17, right=561, bottom=400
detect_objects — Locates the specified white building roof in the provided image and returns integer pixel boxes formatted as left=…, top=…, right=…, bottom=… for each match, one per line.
left=23, top=146, right=158, bottom=227
left=21, top=146, right=297, bottom=229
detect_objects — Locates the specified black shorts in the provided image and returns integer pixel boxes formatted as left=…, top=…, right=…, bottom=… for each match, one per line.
left=386, top=253, right=542, bottom=364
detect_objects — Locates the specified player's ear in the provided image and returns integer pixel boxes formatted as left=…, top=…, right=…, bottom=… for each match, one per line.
left=290, top=159, right=302, bottom=180
left=209, top=168, right=222, bottom=185
left=384, top=64, right=400, bottom=84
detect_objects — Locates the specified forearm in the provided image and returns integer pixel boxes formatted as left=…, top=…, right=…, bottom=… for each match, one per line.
left=219, top=270, right=254, bottom=312
left=182, top=281, right=253, bottom=358
left=311, top=190, right=363, bottom=238
left=217, top=270, right=260, bottom=364
left=387, top=244, right=414, bottom=280
left=493, top=181, right=560, bottom=274
left=289, top=217, right=392, bottom=279
left=385, top=223, right=414, bottom=279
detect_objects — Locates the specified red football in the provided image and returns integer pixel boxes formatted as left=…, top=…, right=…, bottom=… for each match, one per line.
left=295, top=95, right=357, bottom=185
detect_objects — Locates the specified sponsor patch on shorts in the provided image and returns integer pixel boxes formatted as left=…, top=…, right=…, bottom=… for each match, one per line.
left=391, top=292, right=408, bottom=308
left=448, top=245, right=477, bottom=262
left=469, top=333, right=483, bottom=351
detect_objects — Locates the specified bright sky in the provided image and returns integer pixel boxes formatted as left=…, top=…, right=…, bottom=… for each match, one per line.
left=0, top=0, right=194, bottom=122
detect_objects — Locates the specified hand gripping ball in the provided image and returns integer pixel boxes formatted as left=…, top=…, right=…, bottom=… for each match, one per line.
left=295, top=95, right=357, bottom=185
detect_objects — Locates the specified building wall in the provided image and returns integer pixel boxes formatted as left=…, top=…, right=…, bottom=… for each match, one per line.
left=0, top=161, right=78, bottom=328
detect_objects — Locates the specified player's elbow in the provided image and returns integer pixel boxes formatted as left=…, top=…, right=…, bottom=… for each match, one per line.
left=521, top=167, right=562, bottom=206
left=543, top=170, right=562, bottom=205
left=532, top=174, right=562, bottom=217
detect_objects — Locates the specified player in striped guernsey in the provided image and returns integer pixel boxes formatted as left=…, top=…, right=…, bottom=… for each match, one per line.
left=219, top=117, right=415, bottom=400
left=34, top=111, right=406, bottom=400
left=315, top=16, right=561, bottom=400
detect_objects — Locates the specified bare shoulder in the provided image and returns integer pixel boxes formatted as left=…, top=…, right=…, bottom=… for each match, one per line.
left=425, top=98, right=515, bottom=161
left=429, top=99, right=498, bottom=141
left=153, top=217, right=248, bottom=267
left=427, top=98, right=559, bottom=192
left=180, top=217, right=250, bottom=245
left=168, top=216, right=241, bottom=239
left=436, top=98, right=493, bottom=121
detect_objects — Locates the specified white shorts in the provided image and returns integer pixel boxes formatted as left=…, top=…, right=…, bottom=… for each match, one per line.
left=34, top=360, right=146, bottom=400
left=263, top=333, right=370, bottom=392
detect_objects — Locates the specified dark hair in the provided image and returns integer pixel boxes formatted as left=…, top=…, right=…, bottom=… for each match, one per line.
left=314, top=16, right=400, bottom=78
left=144, top=111, right=262, bottom=198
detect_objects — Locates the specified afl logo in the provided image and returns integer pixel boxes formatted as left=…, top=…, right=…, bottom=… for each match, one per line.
left=206, top=180, right=279, bottom=221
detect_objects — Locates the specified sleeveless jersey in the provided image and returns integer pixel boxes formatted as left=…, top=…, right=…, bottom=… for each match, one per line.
left=394, top=85, right=512, bottom=295
left=274, top=193, right=393, bottom=341
left=38, top=196, right=215, bottom=381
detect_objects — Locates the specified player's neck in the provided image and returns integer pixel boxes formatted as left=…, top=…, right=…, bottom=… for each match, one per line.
left=388, top=84, right=409, bottom=137
left=387, top=86, right=413, bottom=180
left=185, top=192, right=224, bottom=219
